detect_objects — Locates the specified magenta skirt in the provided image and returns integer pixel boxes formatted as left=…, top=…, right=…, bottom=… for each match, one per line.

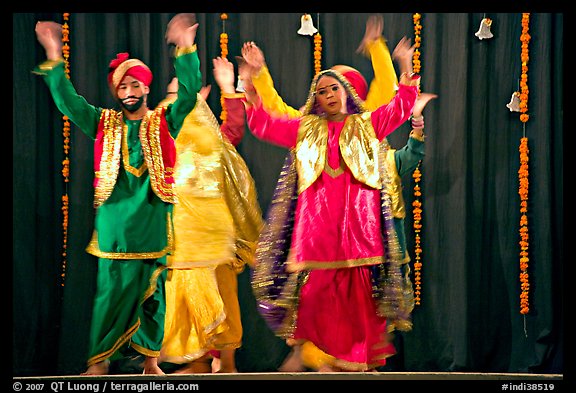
left=293, top=265, right=395, bottom=369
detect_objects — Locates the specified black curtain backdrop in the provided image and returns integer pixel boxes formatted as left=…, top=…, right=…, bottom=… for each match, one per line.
left=13, top=12, right=563, bottom=377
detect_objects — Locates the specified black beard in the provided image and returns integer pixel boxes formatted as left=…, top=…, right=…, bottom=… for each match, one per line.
left=120, top=95, right=145, bottom=112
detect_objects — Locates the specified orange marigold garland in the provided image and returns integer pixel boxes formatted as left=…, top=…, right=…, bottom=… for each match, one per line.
left=519, top=13, right=531, bottom=124
left=312, top=13, right=322, bottom=76
left=61, top=13, right=71, bottom=287
left=518, top=13, right=531, bottom=317
left=518, top=137, right=530, bottom=316
left=412, top=13, right=422, bottom=75
left=412, top=173, right=423, bottom=306
left=219, top=13, right=229, bottom=122
left=411, top=12, right=423, bottom=305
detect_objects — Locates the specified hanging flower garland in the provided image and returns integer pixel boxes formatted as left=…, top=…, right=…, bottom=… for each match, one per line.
left=519, top=13, right=530, bottom=124
left=219, top=13, right=229, bottom=122
left=313, top=14, right=322, bottom=76
left=518, top=137, right=529, bottom=315
left=411, top=12, right=423, bottom=306
left=60, top=13, right=71, bottom=287
left=518, top=13, right=531, bottom=316
left=412, top=13, right=422, bottom=75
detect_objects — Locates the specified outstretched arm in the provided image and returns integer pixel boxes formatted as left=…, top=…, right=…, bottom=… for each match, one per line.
left=357, top=14, right=398, bottom=110
left=242, top=41, right=302, bottom=119
left=370, top=37, right=420, bottom=141
left=395, top=92, right=438, bottom=176
left=408, top=92, right=437, bottom=140
left=34, top=21, right=99, bottom=138
left=165, top=13, right=202, bottom=137
left=213, top=56, right=246, bottom=146
left=392, top=36, right=416, bottom=77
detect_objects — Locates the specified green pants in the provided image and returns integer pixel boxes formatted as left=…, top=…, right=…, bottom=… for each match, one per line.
left=87, top=258, right=167, bottom=366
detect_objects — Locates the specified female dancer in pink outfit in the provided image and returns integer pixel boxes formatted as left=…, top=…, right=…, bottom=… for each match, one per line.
left=244, top=54, right=420, bottom=371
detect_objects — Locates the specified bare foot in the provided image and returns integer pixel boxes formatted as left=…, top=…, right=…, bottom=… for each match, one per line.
left=81, top=361, right=109, bottom=375
left=317, top=364, right=339, bottom=372
left=215, top=349, right=237, bottom=373
left=211, top=357, right=221, bottom=373
left=215, top=367, right=237, bottom=373
left=173, top=360, right=212, bottom=374
left=142, top=364, right=165, bottom=375
left=278, top=346, right=305, bottom=372
left=142, top=356, right=165, bottom=375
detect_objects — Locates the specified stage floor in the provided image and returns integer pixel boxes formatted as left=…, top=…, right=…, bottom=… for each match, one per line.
left=14, top=371, right=563, bottom=380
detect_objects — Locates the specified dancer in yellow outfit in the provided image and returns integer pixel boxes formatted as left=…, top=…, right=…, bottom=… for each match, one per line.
left=158, top=56, right=263, bottom=373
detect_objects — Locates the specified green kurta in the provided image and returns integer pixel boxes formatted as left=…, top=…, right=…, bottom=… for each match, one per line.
left=34, top=49, right=202, bottom=367
left=390, top=135, right=425, bottom=259
left=36, top=52, right=201, bottom=258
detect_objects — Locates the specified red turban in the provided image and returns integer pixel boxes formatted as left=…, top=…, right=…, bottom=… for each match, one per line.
left=330, top=65, right=368, bottom=101
left=107, top=52, right=153, bottom=93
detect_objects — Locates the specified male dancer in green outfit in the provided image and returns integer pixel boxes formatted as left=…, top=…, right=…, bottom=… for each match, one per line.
left=33, top=13, right=202, bottom=375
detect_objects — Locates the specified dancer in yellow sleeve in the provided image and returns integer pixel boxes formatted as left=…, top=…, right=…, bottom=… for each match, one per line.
left=157, top=56, right=262, bottom=374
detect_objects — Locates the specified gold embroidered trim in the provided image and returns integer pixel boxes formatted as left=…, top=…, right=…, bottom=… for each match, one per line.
left=87, top=320, right=140, bottom=366
left=85, top=212, right=175, bottom=259
left=141, top=265, right=168, bottom=304
left=94, top=110, right=123, bottom=208
left=287, top=255, right=383, bottom=272
left=221, top=92, right=245, bottom=99
left=129, top=342, right=161, bottom=358
left=122, top=122, right=147, bottom=177
left=323, top=159, right=344, bottom=178
left=33, top=58, right=65, bottom=73
left=385, top=148, right=406, bottom=219
left=174, top=44, right=197, bottom=57
left=141, top=107, right=177, bottom=203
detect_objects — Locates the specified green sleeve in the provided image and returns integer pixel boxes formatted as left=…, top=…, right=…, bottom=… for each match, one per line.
left=165, top=48, right=202, bottom=138
left=394, top=136, right=425, bottom=177
left=34, top=59, right=101, bottom=140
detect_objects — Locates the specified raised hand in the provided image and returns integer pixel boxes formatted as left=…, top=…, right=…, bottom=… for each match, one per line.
left=392, top=36, right=416, bottom=75
left=410, top=92, right=437, bottom=137
left=356, top=14, right=384, bottom=55
left=35, top=21, right=63, bottom=60
left=165, top=13, right=198, bottom=48
left=199, top=85, right=212, bottom=101
left=241, top=42, right=265, bottom=74
left=413, top=92, right=438, bottom=117
left=213, top=57, right=236, bottom=94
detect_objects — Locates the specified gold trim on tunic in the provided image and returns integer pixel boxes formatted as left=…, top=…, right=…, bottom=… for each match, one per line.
left=122, top=122, right=147, bottom=177
left=85, top=212, right=175, bottom=259
left=323, top=158, right=344, bottom=178
left=286, top=255, right=384, bottom=272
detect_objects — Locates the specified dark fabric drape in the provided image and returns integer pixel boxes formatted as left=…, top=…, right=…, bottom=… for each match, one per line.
left=13, top=13, right=563, bottom=376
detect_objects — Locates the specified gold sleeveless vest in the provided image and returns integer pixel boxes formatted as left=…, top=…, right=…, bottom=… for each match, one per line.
left=295, top=112, right=384, bottom=193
